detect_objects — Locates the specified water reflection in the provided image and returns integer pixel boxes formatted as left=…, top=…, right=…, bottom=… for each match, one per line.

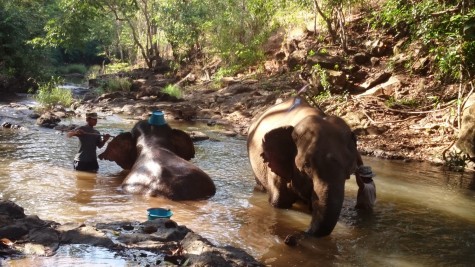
left=1, top=101, right=475, bottom=266
left=4, top=245, right=128, bottom=267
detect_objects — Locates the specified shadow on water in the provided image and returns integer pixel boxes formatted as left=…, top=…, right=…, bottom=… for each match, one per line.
left=1, top=98, right=475, bottom=266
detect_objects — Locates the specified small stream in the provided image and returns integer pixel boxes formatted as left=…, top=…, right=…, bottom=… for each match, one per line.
left=1, top=95, right=475, bottom=266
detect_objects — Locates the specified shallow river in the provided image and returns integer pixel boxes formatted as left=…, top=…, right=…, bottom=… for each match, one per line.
left=1, top=97, right=475, bottom=266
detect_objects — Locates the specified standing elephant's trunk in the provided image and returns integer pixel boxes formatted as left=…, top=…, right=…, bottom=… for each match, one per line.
left=307, top=176, right=345, bottom=237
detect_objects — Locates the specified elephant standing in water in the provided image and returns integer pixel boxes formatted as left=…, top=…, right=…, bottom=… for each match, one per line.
left=247, top=97, right=358, bottom=237
left=99, top=119, right=216, bottom=200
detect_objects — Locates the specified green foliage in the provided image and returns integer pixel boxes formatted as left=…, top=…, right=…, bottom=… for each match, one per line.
left=86, top=63, right=131, bottom=80
left=311, top=89, right=332, bottom=104
left=103, top=63, right=132, bottom=74
left=0, top=1, right=55, bottom=81
left=101, top=77, right=131, bottom=93
left=310, top=64, right=330, bottom=91
left=56, top=64, right=88, bottom=75
left=33, top=77, right=74, bottom=109
left=200, top=0, right=279, bottom=67
left=385, top=96, right=420, bottom=109
left=272, top=1, right=311, bottom=29
left=162, top=84, right=183, bottom=98
left=158, top=1, right=207, bottom=61
left=372, top=0, right=475, bottom=81
left=86, top=65, right=102, bottom=80
left=34, top=0, right=111, bottom=50
left=214, top=66, right=243, bottom=81
left=462, top=41, right=475, bottom=75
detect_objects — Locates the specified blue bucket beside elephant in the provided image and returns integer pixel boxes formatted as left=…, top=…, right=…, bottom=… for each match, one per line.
left=148, top=110, right=167, bottom=126
left=147, top=208, right=173, bottom=220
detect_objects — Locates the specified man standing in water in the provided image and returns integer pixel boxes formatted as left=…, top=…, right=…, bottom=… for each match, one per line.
left=352, top=132, right=376, bottom=211
left=67, top=112, right=111, bottom=172
left=355, top=165, right=376, bottom=210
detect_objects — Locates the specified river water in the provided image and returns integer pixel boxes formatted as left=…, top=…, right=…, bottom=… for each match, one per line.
left=1, top=95, right=475, bottom=266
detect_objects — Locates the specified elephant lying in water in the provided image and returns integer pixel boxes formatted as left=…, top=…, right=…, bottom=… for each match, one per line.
left=99, top=120, right=216, bottom=200
left=247, top=97, right=358, bottom=237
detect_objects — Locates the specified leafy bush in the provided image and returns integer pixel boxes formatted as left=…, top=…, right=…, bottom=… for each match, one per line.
left=102, top=77, right=131, bottom=92
left=57, top=64, right=88, bottom=75
left=201, top=0, right=277, bottom=67
left=162, top=84, right=183, bottom=98
left=310, top=64, right=331, bottom=91
left=33, top=77, right=74, bottom=109
left=312, top=89, right=332, bottom=104
left=65, top=64, right=87, bottom=74
left=86, top=63, right=132, bottom=80
left=104, top=63, right=132, bottom=74
left=213, top=66, right=242, bottom=81
left=86, top=65, right=102, bottom=80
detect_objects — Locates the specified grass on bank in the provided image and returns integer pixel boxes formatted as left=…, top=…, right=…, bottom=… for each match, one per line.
left=55, top=64, right=88, bottom=75
left=32, top=77, right=74, bottom=110
left=162, top=84, right=183, bottom=98
left=86, top=62, right=132, bottom=80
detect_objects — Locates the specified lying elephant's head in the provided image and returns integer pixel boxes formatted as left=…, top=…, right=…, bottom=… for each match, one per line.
left=98, top=132, right=137, bottom=170
left=99, top=120, right=214, bottom=200
left=262, top=115, right=358, bottom=237
left=99, top=121, right=196, bottom=170
left=131, top=120, right=195, bottom=161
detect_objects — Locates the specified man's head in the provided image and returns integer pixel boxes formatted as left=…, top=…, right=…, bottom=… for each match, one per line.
left=86, top=112, right=98, bottom=126
left=357, top=165, right=375, bottom=182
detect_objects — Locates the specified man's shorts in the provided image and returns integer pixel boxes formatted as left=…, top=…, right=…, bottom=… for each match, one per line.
left=74, top=160, right=99, bottom=172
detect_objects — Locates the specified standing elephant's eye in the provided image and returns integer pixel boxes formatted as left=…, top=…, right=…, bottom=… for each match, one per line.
left=303, top=161, right=311, bottom=172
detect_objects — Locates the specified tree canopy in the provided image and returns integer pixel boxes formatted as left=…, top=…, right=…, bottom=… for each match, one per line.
left=0, top=0, right=474, bottom=93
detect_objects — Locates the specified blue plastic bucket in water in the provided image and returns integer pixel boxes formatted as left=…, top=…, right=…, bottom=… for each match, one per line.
left=148, top=110, right=167, bottom=126
left=147, top=208, right=173, bottom=220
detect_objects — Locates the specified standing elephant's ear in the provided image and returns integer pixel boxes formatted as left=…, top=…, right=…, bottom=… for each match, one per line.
left=171, top=129, right=195, bottom=160
left=262, top=126, right=297, bottom=178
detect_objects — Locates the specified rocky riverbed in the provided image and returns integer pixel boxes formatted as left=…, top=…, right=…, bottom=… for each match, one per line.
left=0, top=200, right=263, bottom=266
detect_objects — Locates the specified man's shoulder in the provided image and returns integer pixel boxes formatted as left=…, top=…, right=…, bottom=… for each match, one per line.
left=364, top=181, right=376, bottom=190
left=78, top=125, right=99, bottom=133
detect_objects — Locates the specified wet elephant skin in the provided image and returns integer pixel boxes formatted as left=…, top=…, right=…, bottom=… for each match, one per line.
left=247, top=97, right=358, bottom=237
left=99, top=120, right=216, bottom=200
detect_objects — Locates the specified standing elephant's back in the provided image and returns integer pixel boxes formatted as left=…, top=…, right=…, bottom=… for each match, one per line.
left=247, top=97, right=323, bottom=182
left=248, top=97, right=323, bottom=145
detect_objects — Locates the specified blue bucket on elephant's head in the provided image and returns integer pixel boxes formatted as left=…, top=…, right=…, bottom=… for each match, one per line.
left=148, top=110, right=167, bottom=126
left=147, top=208, right=173, bottom=220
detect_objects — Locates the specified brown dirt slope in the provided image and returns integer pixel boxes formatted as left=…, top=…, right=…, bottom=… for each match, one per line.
left=174, top=18, right=461, bottom=165
left=86, top=12, right=472, bottom=169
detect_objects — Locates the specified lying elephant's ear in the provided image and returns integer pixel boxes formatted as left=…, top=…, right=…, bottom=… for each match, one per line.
left=99, top=132, right=137, bottom=170
left=262, top=126, right=297, bottom=178
left=171, top=129, right=195, bottom=160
